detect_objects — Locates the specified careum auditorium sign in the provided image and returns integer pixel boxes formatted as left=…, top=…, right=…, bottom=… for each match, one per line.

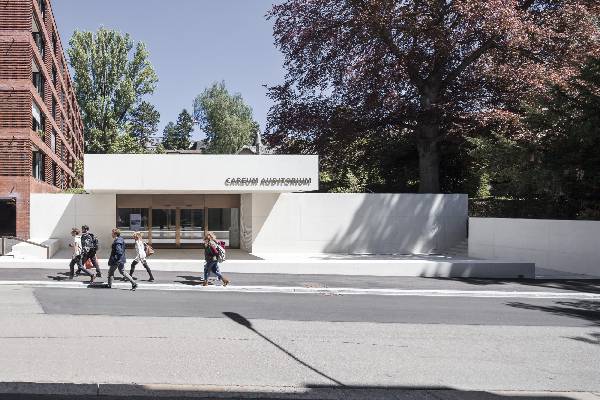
left=225, top=177, right=313, bottom=187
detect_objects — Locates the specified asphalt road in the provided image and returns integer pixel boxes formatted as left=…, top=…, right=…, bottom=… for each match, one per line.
left=32, top=287, right=600, bottom=327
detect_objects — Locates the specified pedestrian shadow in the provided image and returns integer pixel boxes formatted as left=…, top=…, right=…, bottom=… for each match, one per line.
left=175, top=275, right=206, bottom=286
left=47, top=274, right=68, bottom=281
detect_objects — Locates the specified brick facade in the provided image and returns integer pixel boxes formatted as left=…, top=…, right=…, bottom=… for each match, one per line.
left=0, top=0, right=84, bottom=239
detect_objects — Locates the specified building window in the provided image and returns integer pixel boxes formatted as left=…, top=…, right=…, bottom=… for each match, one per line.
left=32, top=102, right=45, bottom=135
left=52, top=97, right=57, bottom=120
left=207, top=208, right=240, bottom=248
left=32, top=151, right=44, bottom=181
left=38, top=0, right=46, bottom=20
left=32, top=60, right=44, bottom=98
left=52, top=32, right=57, bottom=55
left=52, top=65, right=57, bottom=86
left=32, top=18, right=44, bottom=58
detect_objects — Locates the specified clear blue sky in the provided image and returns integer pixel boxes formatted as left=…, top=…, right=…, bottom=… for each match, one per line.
left=52, top=0, right=285, bottom=141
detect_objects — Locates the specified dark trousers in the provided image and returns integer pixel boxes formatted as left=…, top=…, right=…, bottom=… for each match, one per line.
left=70, top=255, right=93, bottom=278
left=82, top=251, right=101, bottom=275
left=130, top=259, right=154, bottom=280
left=204, top=260, right=224, bottom=281
left=108, top=262, right=135, bottom=288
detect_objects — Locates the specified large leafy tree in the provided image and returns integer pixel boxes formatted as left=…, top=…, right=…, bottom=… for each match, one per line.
left=161, top=109, right=194, bottom=150
left=68, top=28, right=158, bottom=153
left=193, top=82, right=259, bottom=154
left=266, top=0, right=599, bottom=193
left=128, top=101, right=160, bottom=150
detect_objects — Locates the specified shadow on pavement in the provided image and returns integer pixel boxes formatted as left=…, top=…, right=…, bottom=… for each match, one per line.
left=174, top=275, right=205, bottom=286
left=430, top=278, right=600, bottom=294
left=506, top=300, right=600, bottom=325
left=0, top=382, right=589, bottom=399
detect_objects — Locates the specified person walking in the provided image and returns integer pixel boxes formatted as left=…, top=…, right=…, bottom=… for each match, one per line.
left=129, top=231, right=154, bottom=282
left=107, top=228, right=137, bottom=291
left=202, top=232, right=229, bottom=287
left=68, top=227, right=95, bottom=283
left=80, top=225, right=101, bottom=278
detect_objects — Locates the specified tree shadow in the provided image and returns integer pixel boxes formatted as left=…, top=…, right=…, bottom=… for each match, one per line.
left=324, top=194, right=467, bottom=254
left=565, top=332, right=600, bottom=345
left=506, top=300, right=600, bottom=325
left=428, top=277, right=600, bottom=294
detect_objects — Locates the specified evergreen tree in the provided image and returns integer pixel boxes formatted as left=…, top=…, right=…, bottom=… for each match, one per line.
left=161, top=109, right=194, bottom=150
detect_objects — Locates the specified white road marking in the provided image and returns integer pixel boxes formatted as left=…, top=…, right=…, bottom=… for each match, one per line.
left=0, top=280, right=598, bottom=299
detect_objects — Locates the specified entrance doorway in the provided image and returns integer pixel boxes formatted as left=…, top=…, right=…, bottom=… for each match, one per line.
left=116, top=194, right=240, bottom=249
left=0, top=198, right=16, bottom=236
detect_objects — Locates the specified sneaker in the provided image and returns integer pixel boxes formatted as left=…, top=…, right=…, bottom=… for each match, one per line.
left=88, top=275, right=95, bottom=284
left=131, top=283, right=138, bottom=291
left=96, top=272, right=102, bottom=278
left=222, top=278, right=230, bottom=287
left=148, top=278, right=154, bottom=282
left=68, top=275, right=74, bottom=280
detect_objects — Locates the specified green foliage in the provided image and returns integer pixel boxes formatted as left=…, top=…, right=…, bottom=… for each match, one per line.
left=62, top=187, right=86, bottom=194
left=128, top=101, right=160, bottom=150
left=161, top=109, right=194, bottom=150
left=193, top=81, right=259, bottom=154
left=73, top=160, right=84, bottom=183
left=68, top=28, right=158, bottom=153
left=154, top=144, right=166, bottom=154
left=109, top=130, right=146, bottom=154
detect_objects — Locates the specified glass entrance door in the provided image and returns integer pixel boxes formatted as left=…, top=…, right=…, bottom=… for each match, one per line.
left=179, top=209, right=204, bottom=248
left=151, top=209, right=176, bottom=247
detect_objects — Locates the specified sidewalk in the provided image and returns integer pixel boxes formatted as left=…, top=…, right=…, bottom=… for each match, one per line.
left=0, top=250, right=536, bottom=278
left=1, top=268, right=599, bottom=298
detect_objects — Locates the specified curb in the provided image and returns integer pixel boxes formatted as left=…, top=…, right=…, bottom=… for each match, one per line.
left=0, top=383, right=598, bottom=399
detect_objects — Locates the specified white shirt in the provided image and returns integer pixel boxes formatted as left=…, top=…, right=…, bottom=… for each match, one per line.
left=134, top=239, right=146, bottom=260
left=72, top=235, right=82, bottom=257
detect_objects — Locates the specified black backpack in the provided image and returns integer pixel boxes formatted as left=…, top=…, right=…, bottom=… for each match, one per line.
left=91, top=234, right=99, bottom=251
left=82, top=232, right=99, bottom=252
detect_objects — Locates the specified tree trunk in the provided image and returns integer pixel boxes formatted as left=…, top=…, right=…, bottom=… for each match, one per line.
left=417, top=129, right=440, bottom=193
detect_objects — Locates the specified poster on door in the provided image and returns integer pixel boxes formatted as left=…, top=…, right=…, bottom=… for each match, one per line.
left=130, top=214, right=142, bottom=231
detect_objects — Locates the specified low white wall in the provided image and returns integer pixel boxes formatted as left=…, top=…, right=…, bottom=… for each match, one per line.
left=249, top=193, right=468, bottom=254
left=30, top=193, right=116, bottom=250
left=469, top=218, right=600, bottom=277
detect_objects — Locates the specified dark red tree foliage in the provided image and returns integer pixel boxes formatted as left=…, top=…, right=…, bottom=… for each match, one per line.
left=266, top=0, right=600, bottom=192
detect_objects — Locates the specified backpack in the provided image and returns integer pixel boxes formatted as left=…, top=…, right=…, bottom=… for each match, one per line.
left=81, top=233, right=95, bottom=252
left=213, top=240, right=226, bottom=263
left=91, top=234, right=99, bottom=251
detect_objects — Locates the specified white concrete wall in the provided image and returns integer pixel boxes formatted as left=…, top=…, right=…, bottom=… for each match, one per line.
left=30, top=193, right=116, bottom=250
left=249, top=193, right=467, bottom=254
left=469, top=218, right=600, bottom=277
left=84, top=154, right=319, bottom=193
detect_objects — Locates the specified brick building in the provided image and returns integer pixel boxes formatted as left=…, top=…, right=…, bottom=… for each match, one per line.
left=0, top=0, right=84, bottom=239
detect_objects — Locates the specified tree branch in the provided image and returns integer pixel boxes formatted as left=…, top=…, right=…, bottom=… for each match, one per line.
left=442, top=39, right=496, bottom=88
